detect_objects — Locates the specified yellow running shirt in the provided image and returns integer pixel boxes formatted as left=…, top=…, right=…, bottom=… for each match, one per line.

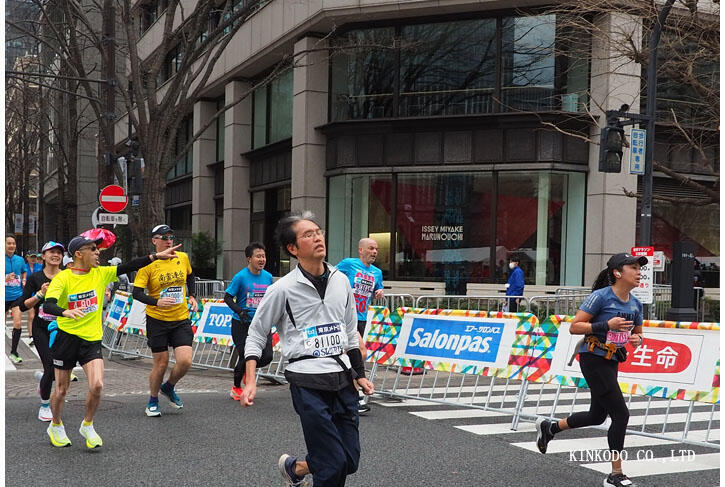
left=45, top=266, right=118, bottom=341
left=133, top=251, right=192, bottom=321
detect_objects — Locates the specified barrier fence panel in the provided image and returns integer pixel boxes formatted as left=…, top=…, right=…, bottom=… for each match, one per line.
left=194, top=279, right=226, bottom=299
left=414, top=295, right=529, bottom=312
left=364, top=306, right=720, bottom=449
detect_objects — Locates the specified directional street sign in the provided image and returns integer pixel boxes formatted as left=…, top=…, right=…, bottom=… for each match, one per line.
left=98, top=213, right=129, bottom=225
left=99, top=184, right=128, bottom=213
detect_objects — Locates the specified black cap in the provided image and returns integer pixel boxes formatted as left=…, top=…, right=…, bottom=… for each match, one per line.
left=67, top=235, right=104, bottom=256
left=151, top=224, right=174, bottom=236
left=607, top=253, right=648, bottom=269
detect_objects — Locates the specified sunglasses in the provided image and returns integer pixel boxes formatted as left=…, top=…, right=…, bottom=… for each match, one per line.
left=153, top=235, right=175, bottom=241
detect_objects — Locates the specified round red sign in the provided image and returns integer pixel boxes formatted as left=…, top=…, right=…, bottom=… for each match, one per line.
left=99, top=185, right=128, bottom=213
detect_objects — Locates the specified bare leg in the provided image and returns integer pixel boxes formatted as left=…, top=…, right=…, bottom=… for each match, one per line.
left=50, top=369, right=72, bottom=423
left=81, top=358, right=104, bottom=422
left=149, top=351, right=169, bottom=396
left=11, top=306, right=21, bottom=330
left=167, top=345, right=192, bottom=385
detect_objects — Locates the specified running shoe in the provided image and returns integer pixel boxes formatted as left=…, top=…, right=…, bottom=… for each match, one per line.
left=145, top=402, right=161, bottom=417
left=604, top=473, right=636, bottom=487
left=535, top=417, right=554, bottom=454
left=9, top=352, right=23, bottom=364
left=79, top=422, right=103, bottom=449
left=70, top=372, right=79, bottom=382
left=29, top=339, right=34, bottom=347
left=38, top=404, right=53, bottom=422
left=358, top=402, right=371, bottom=415
left=278, top=454, right=307, bottom=487
left=34, top=370, right=43, bottom=381
left=47, top=422, right=71, bottom=447
left=230, top=387, right=243, bottom=401
left=160, top=383, right=183, bottom=409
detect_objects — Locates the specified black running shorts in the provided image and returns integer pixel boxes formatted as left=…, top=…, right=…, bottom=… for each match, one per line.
left=145, top=316, right=194, bottom=353
left=50, top=329, right=103, bottom=370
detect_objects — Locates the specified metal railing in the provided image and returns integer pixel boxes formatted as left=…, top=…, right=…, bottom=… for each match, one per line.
left=414, top=295, right=528, bottom=312
left=194, top=279, right=226, bottom=299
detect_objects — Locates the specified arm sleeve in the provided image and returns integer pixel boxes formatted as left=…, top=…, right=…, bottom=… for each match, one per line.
left=186, top=272, right=196, bottom=297
left=118, top=255, right=153, bottom=276
left=42, top=297, right=65, bottom=317
left=347, top=348, right=366, bottom=379
left=224, top=292, right=245, bottom=317
left=17, top=274, right=38, bottom=312
left=244, top=284, right=284, bottom=361
left=132, top=286, right=159, bottom=307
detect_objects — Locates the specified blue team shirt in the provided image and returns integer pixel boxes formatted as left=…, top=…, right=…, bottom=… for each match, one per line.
left=336, top=258, right=384, bottom=321
left=225, top=267, right=273, bottom=320
left=24, top=263, right=42, bottom=275
left=5, top=254, right=26, bottom=302
left=578, top=287, right=643, bottom=362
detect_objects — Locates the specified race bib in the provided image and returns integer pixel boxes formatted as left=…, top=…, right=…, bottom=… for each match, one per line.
left=160, top=286, right=184, bottom=304
left=303, top=322, right=345, bottom=357
left=6, top=276, right=21, bottom=287
left=605, top=330, right=630, bottom=347
left=246, top=291, right=265, bottom=309
left=38, top=305, right=56, bottom=322
left=68, top=290, right=98, bottom=314
left=353, top=275, right=374, bottom=298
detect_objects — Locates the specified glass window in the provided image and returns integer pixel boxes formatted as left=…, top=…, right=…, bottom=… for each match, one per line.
left=400, top=19, right=497, bottom=116
left=328, top=174, right=393, bottom=276
left=269, top=69, right=293, bottom=144
left=330, top=27, right=396, bottom=121
left=395, top=173, right=493, bottom=293
left=501, top=15, right=556, bottom=111
left=166, top=115, right=193, bottom=180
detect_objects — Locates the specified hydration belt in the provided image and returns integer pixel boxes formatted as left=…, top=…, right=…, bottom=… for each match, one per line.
left=567, top=335, right=618, bottom=364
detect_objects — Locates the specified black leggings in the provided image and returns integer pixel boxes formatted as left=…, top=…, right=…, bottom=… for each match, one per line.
left=33, top=320, right=55, bottom=401
left=566, top=352, right=629, bottom=452
left=231, top=318, right=273, bottom=388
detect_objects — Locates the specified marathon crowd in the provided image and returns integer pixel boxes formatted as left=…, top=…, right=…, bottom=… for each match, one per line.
left=5, top=211, right=647, bottom=487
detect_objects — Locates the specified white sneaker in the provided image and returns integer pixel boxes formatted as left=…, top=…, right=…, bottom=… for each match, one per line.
left=79, top=422, right=103, bottom=449
left=38, top=404, right=53, bottom=422
left=34, top=370, right=43, bottom=381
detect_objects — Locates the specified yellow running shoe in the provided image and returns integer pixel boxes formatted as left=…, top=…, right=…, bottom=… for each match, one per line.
left=79, top=421, right=103, bottom=449
left=70, top=372, right=79, bottom=382
left=47, top=422, right=72, bottom=447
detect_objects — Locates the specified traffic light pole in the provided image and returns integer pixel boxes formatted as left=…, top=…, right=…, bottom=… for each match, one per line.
left=640, top=0, right=676, bottom=247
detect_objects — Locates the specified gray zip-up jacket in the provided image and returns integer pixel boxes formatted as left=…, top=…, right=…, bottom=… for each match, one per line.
left=244, top=263, right=359, bottom=374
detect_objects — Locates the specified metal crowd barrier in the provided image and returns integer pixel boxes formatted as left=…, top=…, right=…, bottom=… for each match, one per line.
left=414, top=295, right=529, bottom=312
left=371, top=294, right=416, bottom=309
left=194, top=279, right=226, bottom=299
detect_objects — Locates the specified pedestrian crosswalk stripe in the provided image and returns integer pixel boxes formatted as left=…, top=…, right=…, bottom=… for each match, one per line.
left=581, top=452, right=720, bottom=477
left=5, top=354, right=16, bottom=371
left=512, top=433, right=678, bottom=454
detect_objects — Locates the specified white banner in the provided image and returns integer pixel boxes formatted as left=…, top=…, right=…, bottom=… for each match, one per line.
left=548, top=321, right=720, bottom=392
left=394, top=313, right=518, bottom=369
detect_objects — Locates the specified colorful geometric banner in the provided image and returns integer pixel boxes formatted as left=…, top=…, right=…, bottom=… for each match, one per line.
left=535, top=316, right=720, bottom=404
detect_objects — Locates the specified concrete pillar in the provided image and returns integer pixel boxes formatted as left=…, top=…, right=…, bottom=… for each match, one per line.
left=192, top=100, right=217, bottom=236
left=291, top=36, right=329, bottom=226
left=223, top=80, right=253, bottom=278
left=584, top=12, right=642, bottom=284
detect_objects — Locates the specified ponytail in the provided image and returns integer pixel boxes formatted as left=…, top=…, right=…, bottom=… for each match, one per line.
left=592, top=268, right=614, bottom=291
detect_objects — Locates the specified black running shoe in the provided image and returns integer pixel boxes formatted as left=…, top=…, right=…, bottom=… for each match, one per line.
left=358, top=402, right=371, bottom=415
left=603, top=473, right=635, bottom=487
left=535, top=418, right=554, bottom=454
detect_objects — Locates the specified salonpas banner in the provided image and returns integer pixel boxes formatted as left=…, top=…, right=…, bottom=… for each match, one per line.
left=394, top=313, right=518, bottom=370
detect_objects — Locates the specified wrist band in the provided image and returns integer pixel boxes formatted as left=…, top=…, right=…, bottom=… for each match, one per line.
left=591, top=321, right=609, bottom=334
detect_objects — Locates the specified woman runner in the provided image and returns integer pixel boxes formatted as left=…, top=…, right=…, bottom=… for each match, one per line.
left=535, top=252, right=647, bottom=487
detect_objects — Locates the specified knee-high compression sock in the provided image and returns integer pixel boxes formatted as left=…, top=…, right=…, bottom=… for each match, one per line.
left=11, top=328, right=21, bottom=354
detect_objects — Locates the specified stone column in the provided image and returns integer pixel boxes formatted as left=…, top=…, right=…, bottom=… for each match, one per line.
left=192, top=100, right=217, bottom=236
left=291, top=36, right=329, bottom=225
left=223, top=80, right=253, bottom=278
left=584, top=12, right=642, bottom=284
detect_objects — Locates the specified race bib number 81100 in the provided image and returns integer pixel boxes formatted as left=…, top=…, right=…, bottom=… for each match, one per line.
left=304, top=322, right=345, bottom=357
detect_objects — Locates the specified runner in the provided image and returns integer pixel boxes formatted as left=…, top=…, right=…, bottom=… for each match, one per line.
left=132, top=225, right=198, bottom=417
left=5, top=234, right=27, bottom=364
left=223, top=242, right=274, bottom=400
left=23, top=251, right=43, bottom=345
left=241, top=211, right=374, bottom=487
left=16, top=241, right=65, bottom=421
left=535, top=252, right=646, bottom=487
left=336, top=238, right=384, bottom=414
left=42, top=233, right=180, bottom=448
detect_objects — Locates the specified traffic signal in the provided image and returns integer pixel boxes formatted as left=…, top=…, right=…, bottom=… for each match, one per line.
left=598, top=125, right=624, bottom=173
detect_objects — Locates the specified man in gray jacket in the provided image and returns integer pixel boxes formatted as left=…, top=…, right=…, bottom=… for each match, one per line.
left=241, top=211, right=374, bottom=487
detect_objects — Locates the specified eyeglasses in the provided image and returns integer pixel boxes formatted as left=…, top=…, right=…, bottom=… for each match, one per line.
left=298, top=229, right=325, bottom=240
left=82, top=245, right=98, bottom=252
left=153, top=235, right=175, bottom=241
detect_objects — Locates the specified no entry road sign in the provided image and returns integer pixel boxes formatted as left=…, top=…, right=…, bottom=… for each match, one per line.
left=99, top=185, right=128, bottom=213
